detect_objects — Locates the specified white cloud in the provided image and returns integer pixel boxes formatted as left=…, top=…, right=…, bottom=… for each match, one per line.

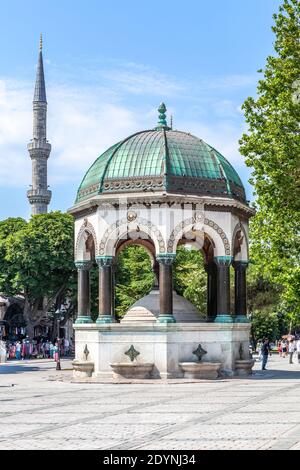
left=0, top=67, right=253, bottom=197
left=100, top=64, right=185, bottom=96
left=212, top=99, right=241, bottom=119
left=0, top=79, right=147, bottom=189
left=200, top=74, right=257, bottom=90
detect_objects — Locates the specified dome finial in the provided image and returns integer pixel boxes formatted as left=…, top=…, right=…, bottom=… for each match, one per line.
left=155, top=102, right=170, bottom=130
left=40, top=33, right=43, bottom=51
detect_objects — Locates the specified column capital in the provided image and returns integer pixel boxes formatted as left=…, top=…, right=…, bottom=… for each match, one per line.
left=156, top=253, right=176, bottom=265
left=214, top=256, right=233, bottom=267
left=96, top=256, right=115, bottom=267
left=204, top=261, right=217, bottom=272
left=75, top=260, right=93, bottom=271
left=232, top=260, right=249, bottom=270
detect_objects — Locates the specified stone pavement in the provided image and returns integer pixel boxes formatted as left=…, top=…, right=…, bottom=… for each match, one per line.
left=0, top=356, right=300, bottom=450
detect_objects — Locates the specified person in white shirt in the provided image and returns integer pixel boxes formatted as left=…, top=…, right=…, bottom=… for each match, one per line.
left=64, top=338, right=69, bottom=356
left=288, top=340, right=295, bottom=364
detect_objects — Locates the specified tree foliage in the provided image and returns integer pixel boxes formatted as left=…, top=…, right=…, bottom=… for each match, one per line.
left=174, top=246, right=207, bottom=314
left=240, top=0, right=300, bottom=327
left=0, top=212, right=76, bottom=337
left=114, top=245, right=154, bottom=318
left=113, top=244, right=207, bottom=319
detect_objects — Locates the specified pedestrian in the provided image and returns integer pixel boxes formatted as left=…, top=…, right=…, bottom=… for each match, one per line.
left=49, top=342, right=54, bottom=359
left=15, top=341, right=21, bottom=360
left=297, top=339, right=300, bottom=364
left=59, top=337, right=64, bottom=357
left=281, top=339, right=287, bottom=358
left=64, top=337, right=69, bottom=356
left=53, top=342, right=59, bottom=362
left=9, top=343, right=16, bottom=360
left=278, top=340, right=282, bottom=357
left=44, top=340, right=50, bottom=359
left=261, top=338, right=271, bottom=370
left=288, top=339, right=295, bottom=364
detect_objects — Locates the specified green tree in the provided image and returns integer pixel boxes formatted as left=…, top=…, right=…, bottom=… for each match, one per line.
left=0, top=218, right=27, bottom=293
left=174, top=246, right=207, bottom=314
left=240, top=0, right=300, bottom=327
left=247, top=271, right=285, bottom=346
left=112, top=244, right=208, bottom=320
left=0, top=212, right=75, bottom=338
left=115, top=245, right=154, bottom=319
left=250, top=308, right=280, bottom=347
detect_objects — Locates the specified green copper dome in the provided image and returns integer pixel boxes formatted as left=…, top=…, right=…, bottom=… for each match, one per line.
left=76, top=106, right=246, bottom=204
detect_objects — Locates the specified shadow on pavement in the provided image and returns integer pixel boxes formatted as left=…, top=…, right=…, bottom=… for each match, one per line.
left=252, top=368, right=300, bottom=380
left=0, top=365, right=54, bottom=374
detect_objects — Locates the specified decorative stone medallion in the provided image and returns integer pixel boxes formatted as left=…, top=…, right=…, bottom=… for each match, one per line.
left=193, top=344, right=207, bottom=362
left=125, top=345, right=140, bottom=362
left=127, top=211, right=137, bottom=222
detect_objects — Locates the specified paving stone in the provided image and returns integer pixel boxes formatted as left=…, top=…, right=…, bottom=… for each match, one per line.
left=0, top=357, right=299, bottom=450
left=136, top=439, right=273, bottom=450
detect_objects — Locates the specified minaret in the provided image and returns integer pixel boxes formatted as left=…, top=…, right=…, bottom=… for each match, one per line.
left=27, top=34, right=51, bottom=215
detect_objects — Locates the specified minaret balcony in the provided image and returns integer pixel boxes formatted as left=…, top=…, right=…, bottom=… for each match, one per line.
left=27, top=188, right=52, bottom=204
left=27, top=140, right=51, bottom=152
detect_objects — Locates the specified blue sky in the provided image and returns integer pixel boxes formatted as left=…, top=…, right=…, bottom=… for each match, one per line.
left=0, top=0, right=281, bottom=219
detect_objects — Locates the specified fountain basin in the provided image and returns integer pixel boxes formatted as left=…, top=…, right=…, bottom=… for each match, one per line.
left=110, top=362, right=154, bottom=379
left=234, top=359, right=255, bottom=376
left=72, top=360, right=94, bottom=378
left=179, top=362, right=221, bottom=379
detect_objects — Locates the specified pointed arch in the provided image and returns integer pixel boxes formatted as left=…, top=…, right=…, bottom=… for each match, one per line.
left=75, top=218, right=98, bottom=261
left=232, top=222, right=249, bottom=261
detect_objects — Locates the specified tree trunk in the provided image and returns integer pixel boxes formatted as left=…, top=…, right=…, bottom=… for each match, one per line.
left=26, top=324, right=35, bottom=340
left=22, top=284, right=68, bottom=340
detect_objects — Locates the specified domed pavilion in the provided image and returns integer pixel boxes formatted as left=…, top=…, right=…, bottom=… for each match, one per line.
left=69, top=104, right=255, bottom=379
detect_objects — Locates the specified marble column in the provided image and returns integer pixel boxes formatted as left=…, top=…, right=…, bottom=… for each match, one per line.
left=205, top=261, right=217, bottom=321
left=96, top=256, right=115, bottom=324
left=153, top=261, right=160, bottom=290
left=214, top=256, right=233, bottom=323
left=157, top=254, right=176, bottom=323
left=75, top=260, right=93, bottom=324
left=233, top=260, right=249, bottom=323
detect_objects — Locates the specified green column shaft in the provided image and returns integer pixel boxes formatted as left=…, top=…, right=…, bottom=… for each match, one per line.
left=75, top=261, right=92, bottom=324
left=217, top=265, right=230, bottom=315
left=159, top=263, right=173, bottom=316
left=205, top=262, right=217, bottom=320
left=99, top=265, right=112, bottom=316
left=233, top=261, right=249, bottom=322
left=78, top=269, right=90, bottom=316
left=214, top=256, right=233, bottom=323
left=157, top=254, right=176, bottom=324
left=96, top=256, right=115, bottom=324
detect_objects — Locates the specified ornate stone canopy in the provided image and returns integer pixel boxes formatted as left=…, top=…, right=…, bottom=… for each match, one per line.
left=69, top=103, right=255, bottom=380
left=69, top=104, right=254, bottom=326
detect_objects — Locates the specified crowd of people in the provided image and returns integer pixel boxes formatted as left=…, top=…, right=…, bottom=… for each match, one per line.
left=256, top=337, right=300, bottom=370
left=3, top=337, right=74, bottom=361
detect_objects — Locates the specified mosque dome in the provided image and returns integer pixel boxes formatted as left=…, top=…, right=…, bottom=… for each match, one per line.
left=75, top=103, right=246, bottom=204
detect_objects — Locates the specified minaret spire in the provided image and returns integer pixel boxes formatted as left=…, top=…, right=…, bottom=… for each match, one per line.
left=27, top=35, right=51, bottom=215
